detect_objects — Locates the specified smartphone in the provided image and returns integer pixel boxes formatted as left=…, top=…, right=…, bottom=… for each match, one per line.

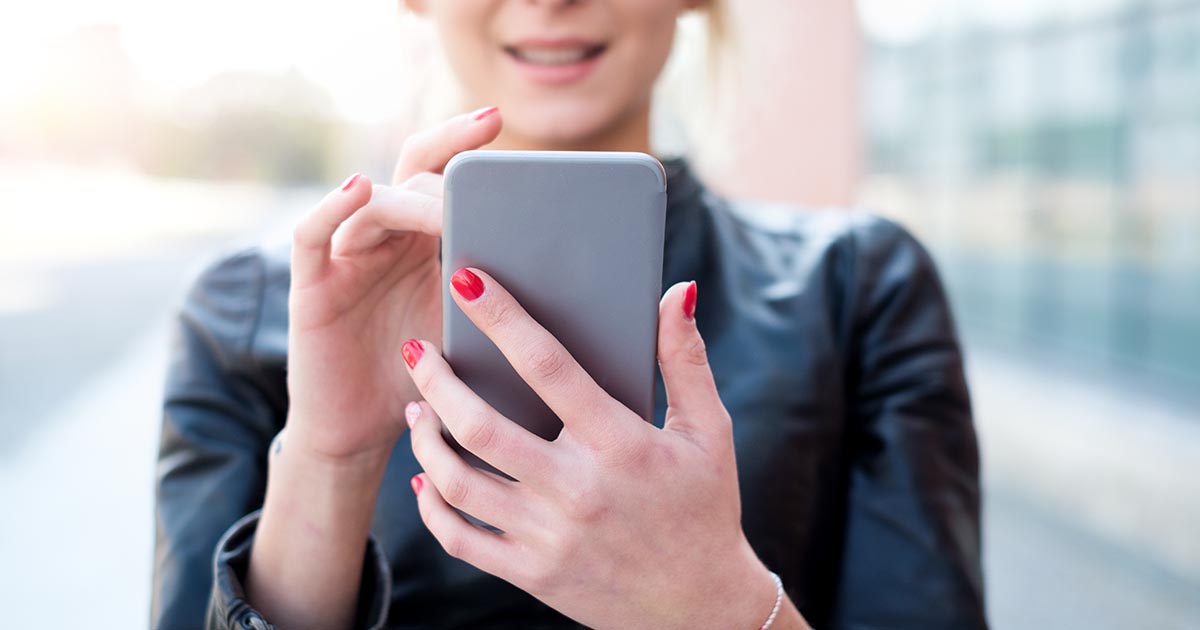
left=441, top=150, right=667, bottom=474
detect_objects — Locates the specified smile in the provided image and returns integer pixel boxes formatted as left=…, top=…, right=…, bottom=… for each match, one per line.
left=503, top=43, right=607, bottom=66
left=501, top=39, right=609, bottom=86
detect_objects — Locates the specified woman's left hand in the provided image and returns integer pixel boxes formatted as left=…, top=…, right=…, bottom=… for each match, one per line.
left=401, top=267, right=801, bottom=630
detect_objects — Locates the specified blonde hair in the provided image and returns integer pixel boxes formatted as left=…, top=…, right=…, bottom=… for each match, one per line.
left=704, top=0, right=730, bottom=61
left=653, top=0, right=735, bottom=164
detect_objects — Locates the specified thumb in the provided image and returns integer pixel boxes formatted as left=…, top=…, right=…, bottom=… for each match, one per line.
left=658, top=281, right=729, bottom=440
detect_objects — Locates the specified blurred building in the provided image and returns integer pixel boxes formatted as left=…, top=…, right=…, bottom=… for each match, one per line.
left=861, top=0, right=1200, bottom=392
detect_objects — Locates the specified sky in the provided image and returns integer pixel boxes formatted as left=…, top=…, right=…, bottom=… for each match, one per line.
left=0, top=0, right=416, bottom=122
left=0, top=0, right=1136, bottom=124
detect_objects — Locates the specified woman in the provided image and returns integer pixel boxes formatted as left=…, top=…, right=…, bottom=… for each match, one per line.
left=153, top=1, right=986, bottom=629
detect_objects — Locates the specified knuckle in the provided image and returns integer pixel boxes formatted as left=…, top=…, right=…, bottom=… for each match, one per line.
left=480, top=297, right=518, bottom=331
left=560, top=484, right=605, bottom=523
left=591, top=426, right=648, bottom=464
left=399, top=134, right=422, bottom=156
left=441, top=472, right=474, bottom=508
left=440, top=530, right=470, bottom=560
left=292, top=218, right=318, bottom=248
left=402, top=137, right=434, bottom=167
left=413, top=367, right=439, bottom=398
left=524, top=342, right=570, bottom=386
left=291, top=224, right=307, bottom=247
left=594, top=432, right=665, bottom=475
left=545, top=529, right=582, bottom=569
left=459, top=409, right=500, bottom=454
left=404, top=171, right=441, bottom=191
left=522, top=556, right=559, bottom=596
left=679, top=334, right=709, bottom=368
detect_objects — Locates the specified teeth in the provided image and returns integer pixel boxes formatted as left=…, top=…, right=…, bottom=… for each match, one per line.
left=514, top=47, right=591, bottom=65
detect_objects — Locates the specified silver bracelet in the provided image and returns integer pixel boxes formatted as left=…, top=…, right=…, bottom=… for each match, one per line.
left=757, top=571, right=784, bottom=630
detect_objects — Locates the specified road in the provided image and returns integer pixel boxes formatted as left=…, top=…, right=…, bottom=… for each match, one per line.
left=1, top=166, right=1197, bottom=628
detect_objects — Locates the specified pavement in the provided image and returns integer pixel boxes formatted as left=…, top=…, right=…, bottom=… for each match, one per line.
left=970, top=346, right=1200, bottom=629
left=1, top=164, right=1197, bottom=628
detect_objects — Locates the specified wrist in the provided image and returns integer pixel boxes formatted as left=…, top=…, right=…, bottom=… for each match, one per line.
left=259, top=434, right=389, bottom=538
left=247, top=436, right=390, bottom=630
left=679, top=538, right=777, bottom=630
left=716, top=549, right=811, bottom=630
left=284, top=405, right=404, bottom=470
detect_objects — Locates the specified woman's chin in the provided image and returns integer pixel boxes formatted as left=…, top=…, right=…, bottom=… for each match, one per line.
left=499, top=101, right=632, bottom=151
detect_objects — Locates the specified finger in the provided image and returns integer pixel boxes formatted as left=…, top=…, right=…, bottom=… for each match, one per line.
left=402, top=171, right=444, bottom=198
left=392, top=106, right=502, bottom=183
left=657, top=281, right=730, bottom=441
left=331, top=185, right=442, bottom=255
left=402, top=339, right=559, bottom=485
left=412, top=472, right=518, bottom=580
left=446, top=267, right=629, bottom=448
left=407, top=401, right=527, bottom=532
left=292, top=173, right=372, bottom=283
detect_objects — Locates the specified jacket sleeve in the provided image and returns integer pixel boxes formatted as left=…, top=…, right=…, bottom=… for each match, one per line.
left=205, top=510, right=392, bottom=630
left=151, top=249, right=392, bottom=630
left=829, top=217, right=987, bottom=629
left=151, top=249, right=280, bottom=628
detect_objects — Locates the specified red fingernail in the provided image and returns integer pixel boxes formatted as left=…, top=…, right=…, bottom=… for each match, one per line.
left=682, top=281, right=697, bottom=321
left=402, top=339, right=424, bottom=368
left=340, top=173, right=361, bottom=191
left=405, top=401, right=421, bottom=429
left=411, top=474, right=423, bottom=496
left=451, top=268, right=485, bottom=301
left=470, top=106, right=499, bottom=121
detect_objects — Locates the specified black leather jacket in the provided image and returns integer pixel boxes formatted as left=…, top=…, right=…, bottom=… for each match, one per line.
left=153, top=159, right=986, bottom=629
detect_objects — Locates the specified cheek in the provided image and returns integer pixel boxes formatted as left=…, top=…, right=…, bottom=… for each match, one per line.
left=616, top=14, right=679, bottom=99
left=432, top=3, right=503, bottom=100
left=622, top=0, right=685, bottom=57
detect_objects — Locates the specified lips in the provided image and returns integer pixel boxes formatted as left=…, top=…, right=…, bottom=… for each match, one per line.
left=501, top=37, right=609, bottom=85
left=503, top=42, right=607, bottom=66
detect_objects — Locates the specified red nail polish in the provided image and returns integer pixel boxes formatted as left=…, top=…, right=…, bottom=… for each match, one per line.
left=340, top=173, right=361, bottom=191
left=470, top=106, right=499, bottom=121
left=411, top=474, right=423, bottom=496
left=402, top=339, right=424, bottom=368
left=451, top=268, right=485, bottom=301
left=682, top=281, right=697, bottom=320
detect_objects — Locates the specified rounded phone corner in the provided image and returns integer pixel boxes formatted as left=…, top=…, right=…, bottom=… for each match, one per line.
left=625, top=152, right=667, bottom=193
left=443, top=150, right=490, bottom=190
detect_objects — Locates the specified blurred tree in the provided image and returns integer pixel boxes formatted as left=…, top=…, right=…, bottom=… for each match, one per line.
left=135, top=69, right=343, bottom=184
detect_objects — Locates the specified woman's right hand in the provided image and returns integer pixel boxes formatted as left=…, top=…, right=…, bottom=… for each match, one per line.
left=286, top=105, right=501, bottom=465
left=245, top=107, right=501, bottom=630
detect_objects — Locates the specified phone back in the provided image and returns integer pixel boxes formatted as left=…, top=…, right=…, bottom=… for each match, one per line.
left=442, top=151, right=667, bottom=471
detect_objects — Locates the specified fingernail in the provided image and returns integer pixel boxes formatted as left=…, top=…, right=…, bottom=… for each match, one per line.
left=470, top=106, right=499, bottom=121
left=682, top=281, right=697, bottom=321
left=451, top=268, right=485, bottom=301
left=411, top=474, right=423, bottom=496
left=402, top=339, right=424, bottom=368
left=405, top=401, right=421, bottom=429
left=340, top=173, right=361, bottom=191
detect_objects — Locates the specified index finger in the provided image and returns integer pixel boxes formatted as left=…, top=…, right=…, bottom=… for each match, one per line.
left=446, top=267, right=632, bottom=449
left=291, top=173, right=372, bottom=285
left=392, top=106, right=502, bottom=183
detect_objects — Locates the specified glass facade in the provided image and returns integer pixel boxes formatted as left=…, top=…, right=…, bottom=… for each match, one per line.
left=861, top=0, right=1200, bottom=390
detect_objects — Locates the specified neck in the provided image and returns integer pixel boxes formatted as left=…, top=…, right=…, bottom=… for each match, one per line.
left=486, top=103, right=653, bottom=154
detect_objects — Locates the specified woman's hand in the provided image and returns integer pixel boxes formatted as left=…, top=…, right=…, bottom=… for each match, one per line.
left=285, top=106, right=501, bottom=464
left=245, top=108, right=501, bottom=630
left=403, top=268, right=810, bottom=630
